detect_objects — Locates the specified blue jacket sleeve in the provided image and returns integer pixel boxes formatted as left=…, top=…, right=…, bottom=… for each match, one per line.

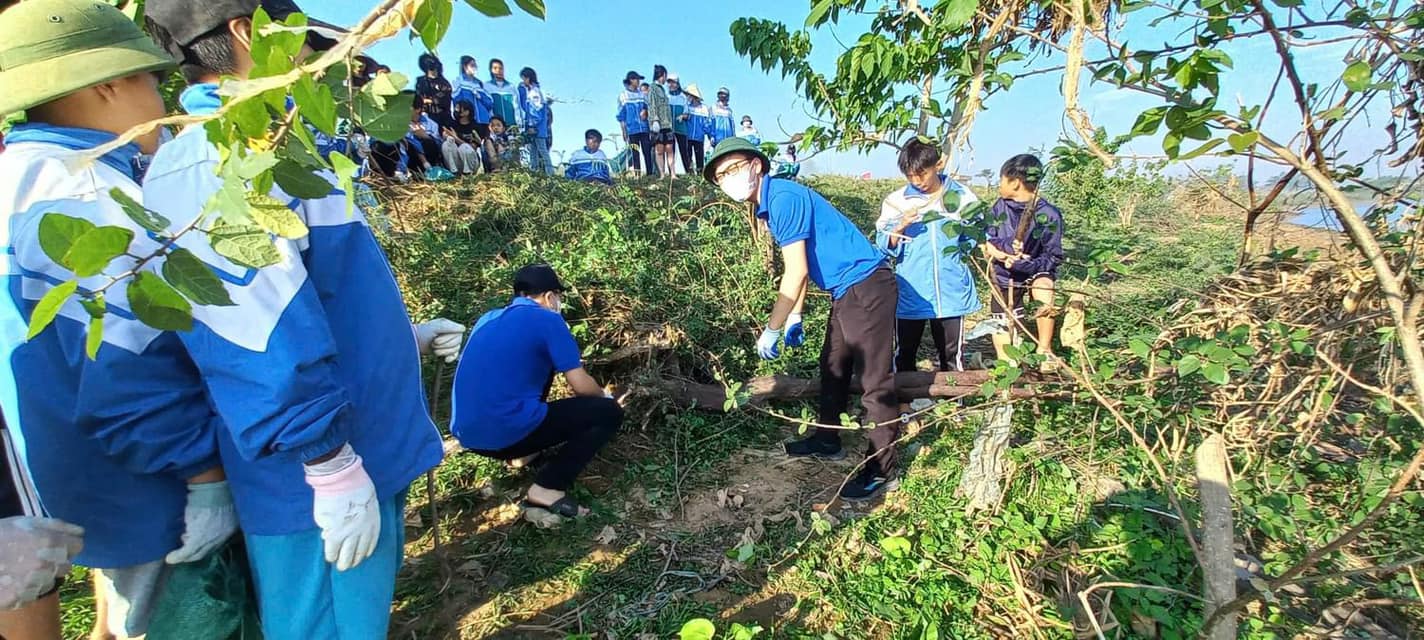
left=142, top=144, right=352, bottom=465
left=1018, top=212, right=1064, bottom=275
left=9, top=190, right=222, bottom=480
left=74, top=345, right=223, bottom=480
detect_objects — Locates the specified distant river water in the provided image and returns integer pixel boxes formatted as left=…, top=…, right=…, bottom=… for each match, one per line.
left=1290, top=202, right=1410, bottom=229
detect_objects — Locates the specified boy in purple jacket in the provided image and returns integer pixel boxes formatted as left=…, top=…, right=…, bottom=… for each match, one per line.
left=982, top=154, right=1064, bottom=364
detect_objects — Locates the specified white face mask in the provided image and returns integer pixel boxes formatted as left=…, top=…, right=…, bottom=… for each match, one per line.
left=719, top=165, right=759, bottom=202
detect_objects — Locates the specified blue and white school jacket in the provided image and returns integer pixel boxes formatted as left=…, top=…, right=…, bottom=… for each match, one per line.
left=0, top=125, right=219, bottom=568
left=875, top=178, right=982, bottom=320
left=686, top=102, right=711, bottom=144
left=617, top=89, right=649, bottom=136
left=453, top=73, right=494, bottom=124
left=487, top=78, right=520, bottom=128
left=137, top=84, right=443, bottom=536
left=709, top=103, right=736, bottom=146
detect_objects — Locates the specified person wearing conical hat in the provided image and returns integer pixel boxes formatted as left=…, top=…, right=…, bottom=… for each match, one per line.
left=702, top=137, right=902, bottom=502
left=0, top=1, right=243, bottom=638
left=682, top=83, right=712, bottom=174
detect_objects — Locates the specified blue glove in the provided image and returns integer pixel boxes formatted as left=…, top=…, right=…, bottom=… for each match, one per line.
left=784, top=313, right=805, bottom=347
left=756, top=327, right=782, bottom=360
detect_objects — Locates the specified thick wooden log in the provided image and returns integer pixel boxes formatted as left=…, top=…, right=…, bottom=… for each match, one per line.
left=648, top=370, right=1030, bottom=411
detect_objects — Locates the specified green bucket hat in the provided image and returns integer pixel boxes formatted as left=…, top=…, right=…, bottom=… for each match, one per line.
left=702, top=136, right=770, bottom=184
left=0, top=0, right=176, bottom=117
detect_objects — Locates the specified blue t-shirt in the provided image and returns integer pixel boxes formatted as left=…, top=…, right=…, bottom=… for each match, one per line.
left=757, top=178, right=885, bottom=299
left=450, top=298, right=583, bottom=450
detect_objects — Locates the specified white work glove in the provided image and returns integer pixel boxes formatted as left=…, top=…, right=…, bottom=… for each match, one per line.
left=165, top=481, right=238, bottom=564
left=415, top=319, right=466, bottom=363
left=756, top=326, right=782, bottom=360
left=0, top=516, right=84, bottom=610
left=303, top=444, right=381, bottom=571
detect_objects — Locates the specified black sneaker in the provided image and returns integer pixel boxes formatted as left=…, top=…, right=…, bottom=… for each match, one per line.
left=840, top=468, right=891, bottom=501
left=784, top=436, right=845, bottom=460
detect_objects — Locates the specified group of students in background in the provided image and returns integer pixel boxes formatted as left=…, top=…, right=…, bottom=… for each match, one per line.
left=347, top=53, right=771, bottom=187
left=345, top=52, right=535, bottom=182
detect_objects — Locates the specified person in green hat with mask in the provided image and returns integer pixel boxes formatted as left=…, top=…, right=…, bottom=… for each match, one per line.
left=702, top=137, right=902, bottom=502
left=0, top=1, right=242, bottom=639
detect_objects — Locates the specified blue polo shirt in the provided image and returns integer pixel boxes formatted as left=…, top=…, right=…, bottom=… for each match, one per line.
left=757, top=178, right=885, bottom=299
left=450, top=298, right=583, bottom=450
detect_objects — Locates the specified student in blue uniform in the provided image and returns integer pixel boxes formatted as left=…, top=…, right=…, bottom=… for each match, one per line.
left=517, top=67, right=553, bottom=175
left=702, top=138, right=901, bottom=501
left=617, top=70, right=653, bottom=177
left=453, top=55, right=494, bottom=139
left=487, top=58, right=519, bottom=131
left=451, top=265, right=623, bottom=518
left=667, top=74, right=692, bottom=174
left=0, top=3, right=242, bottom=638
left=709, top=88, right=736, bottom=146
left=983, top=154, right=1065, bottom=364
left=682, top=84, right=711, bottom=174
left=566, top=129, right=613, bottom=185
left=875, top=138, right=981, bottom=378
left=142, top=1, right=468, bottom=637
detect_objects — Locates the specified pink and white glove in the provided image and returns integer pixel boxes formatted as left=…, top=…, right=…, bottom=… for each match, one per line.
left=303, top=444, right=380, bottom=571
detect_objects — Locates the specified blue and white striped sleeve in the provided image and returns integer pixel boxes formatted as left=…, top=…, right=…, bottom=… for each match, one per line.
left=5, top=171, right=221, bottom=479
left=141, top=142, right=352, bottom=465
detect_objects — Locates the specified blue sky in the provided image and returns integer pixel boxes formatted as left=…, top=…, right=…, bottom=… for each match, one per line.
left=303, top=0, right=1392, bottom=179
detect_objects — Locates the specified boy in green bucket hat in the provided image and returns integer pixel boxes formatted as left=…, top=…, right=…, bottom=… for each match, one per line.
left=0, top=1, right=242, bottom=639
left=703, top=137, right=902, bottom=501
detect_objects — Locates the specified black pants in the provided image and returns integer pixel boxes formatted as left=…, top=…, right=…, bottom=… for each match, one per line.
left=896, top=317, right=965, bottom=373
left=471, top=397, right=623, bottom=491
left=370, top=141, right=403, bottom=177
left=411, top=136, right=446, bottom=169
left=629, top=132, right=657, bottom=176
left=813, top=267, right=900, bottom=475
left=675, top=133, right=692, bottom=173
left=688, top=139, right=705, bottom=173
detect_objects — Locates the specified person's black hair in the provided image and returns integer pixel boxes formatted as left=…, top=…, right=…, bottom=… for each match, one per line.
left=454, top=99, right=475, bottom=114
left=489, top=114, right=506, bottom=126
left=376, top=64, right=392, bottom=74
left=489, top=58, right=504, bottom=69
left=418, top=52, right=443, bottom=75
left=653, top=64, right=667, bottom=81
left=458, top=55, right=476, bottom=74
left=585, top=129, right=602, bottom=142
left=1000, top=153, right=1044, bottom=190
left=898, top=137, right=942, bottom=176
left=144, top=19, right=237, bottom=85
left=520, top=67, right=538, bottom=84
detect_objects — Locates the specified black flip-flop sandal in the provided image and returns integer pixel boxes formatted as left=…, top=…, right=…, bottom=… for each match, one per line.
left=521, top=496, right=587, bottom=519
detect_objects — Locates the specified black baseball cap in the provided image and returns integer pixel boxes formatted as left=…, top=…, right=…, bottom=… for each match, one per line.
left=513, top=264, right=566, bottom=296
left=145, top=0, right=344, bottom=55
left=624, top=70, right=644, bottom=83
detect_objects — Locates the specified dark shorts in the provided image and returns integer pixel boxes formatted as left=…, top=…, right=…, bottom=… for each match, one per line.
left=651, top=129, right=675, bottom=144
left=990, top=272, right=1056, bottom=319
left=989, top=285, right=1027, bottom=320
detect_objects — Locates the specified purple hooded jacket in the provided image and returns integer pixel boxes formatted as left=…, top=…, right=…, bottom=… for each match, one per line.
left=983, top=197, right=1065, bottom=287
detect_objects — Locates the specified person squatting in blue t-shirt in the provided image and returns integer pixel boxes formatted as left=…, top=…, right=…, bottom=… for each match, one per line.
left=701, top=138, right=901, bottom=502
left=450, top=265, right=624, bottom=519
